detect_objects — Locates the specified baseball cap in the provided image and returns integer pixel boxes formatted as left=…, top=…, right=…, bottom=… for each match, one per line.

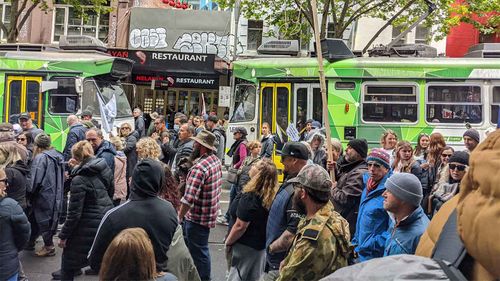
left=80, top=110, right=92, bottom=117
left=233, top=127, right=247, bottom=136
left=19, top=112, right=31, bottom=120
left=280, top=142, right=309, bottom=160
left=288, top=164, right=332, bottom=192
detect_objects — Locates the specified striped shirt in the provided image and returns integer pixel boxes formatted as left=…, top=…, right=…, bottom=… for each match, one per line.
left=181, top=153, right=222, bottom=228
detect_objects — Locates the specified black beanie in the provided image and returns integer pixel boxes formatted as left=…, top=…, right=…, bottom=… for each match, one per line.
left=131, top=159, right=165, bottom=198
left=448, top=151, right=469, bottom=166
left=348, top=138, right=368, bottom=158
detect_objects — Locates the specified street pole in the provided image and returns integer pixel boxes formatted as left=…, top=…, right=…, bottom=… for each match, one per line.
left=310, top=0, right=335, bottom=182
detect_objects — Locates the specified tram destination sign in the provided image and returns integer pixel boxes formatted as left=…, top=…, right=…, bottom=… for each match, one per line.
left=108, top=49, right=215, bottom=74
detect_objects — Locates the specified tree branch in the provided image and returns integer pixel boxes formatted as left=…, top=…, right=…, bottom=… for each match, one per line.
left=17, top=1, right=39, bottom=32
left=293, top=0, right=314, bottom=28
left=344, top=0, right=390, bottom=29
left=320, top=0, right=331, bottom=39
left=361, top=0, right=418, bottom=54
left=0, top=21, right=8, bottom=35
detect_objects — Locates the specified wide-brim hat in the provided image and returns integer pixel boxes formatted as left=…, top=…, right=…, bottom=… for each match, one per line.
left=190, top=129, right=217, bottom=151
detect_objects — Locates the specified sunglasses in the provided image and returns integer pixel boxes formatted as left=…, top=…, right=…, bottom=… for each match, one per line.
left=367, top=162, right=382, bottom=168
left=17, top=137, right=26, bottom=141
left=449, top=163, right=467, bottom=171
left=441, top=153, right=452, bottom=158
left=0, top=178, right=8, bottom=184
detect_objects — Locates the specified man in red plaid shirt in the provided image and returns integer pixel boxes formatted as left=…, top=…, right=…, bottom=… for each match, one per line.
left=178, top=129, right=222, bottom=281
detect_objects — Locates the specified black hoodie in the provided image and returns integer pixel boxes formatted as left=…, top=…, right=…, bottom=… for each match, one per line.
left=89, top=159, right=178, bottom=272
left=5, top=160, right=30, bottom=209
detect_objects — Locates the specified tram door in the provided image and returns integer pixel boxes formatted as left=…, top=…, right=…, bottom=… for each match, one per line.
left=294, top=83, right=322, bottom=136
left=4, top=76, right=43, bottom=127
left=259, top=82, right=291, bottom=180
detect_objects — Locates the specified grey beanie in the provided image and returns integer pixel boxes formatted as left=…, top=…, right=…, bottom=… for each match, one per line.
left=34, top=133, right=51, bottom=149
left=385, top=173, right=423, bottom=207
left=463, top=128, right=480, bottom=143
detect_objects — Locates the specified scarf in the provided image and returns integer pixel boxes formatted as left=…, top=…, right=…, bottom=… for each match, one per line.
left=367, top=177, right=381, bottom=193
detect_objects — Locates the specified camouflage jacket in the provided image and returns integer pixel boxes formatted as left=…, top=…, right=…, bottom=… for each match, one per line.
left=277, top=201, right=350, bottom=281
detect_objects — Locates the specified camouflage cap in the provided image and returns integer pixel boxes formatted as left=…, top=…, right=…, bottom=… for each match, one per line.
left=288, top=163, right=333, bottom=192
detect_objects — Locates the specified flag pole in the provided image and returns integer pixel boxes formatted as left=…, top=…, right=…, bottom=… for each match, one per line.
left=310, top=0, right=335, bottom=182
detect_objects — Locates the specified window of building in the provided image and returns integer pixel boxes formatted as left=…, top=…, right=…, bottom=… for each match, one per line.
left=52, top=6, right=109, bottom=43
left=391, top=26, right=406, bottom=45
left=49, top=77, right=79, bottom=114
left=490, top=86, right=500, bottom=124
left=247, top=20, right=263, bottom=50
left=0, top=3, right=11, bottom=41
left=327, top=23, right=335, bottom=38
left=362, top=84, right=418, bottom=123
left=415, top=25, right=429, bottom=44
left=426, top=85, right=482, bottom=124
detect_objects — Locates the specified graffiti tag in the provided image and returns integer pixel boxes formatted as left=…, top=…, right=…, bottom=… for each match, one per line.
left=129, top=28, right=168, bottom=49
left=172, top=32, right=230, bottom=59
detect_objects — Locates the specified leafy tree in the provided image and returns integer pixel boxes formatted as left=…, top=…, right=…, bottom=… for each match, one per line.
left=217, top=0, right=497, bottom=53
left=446, top=0, right=499, bottom=37
left=0, top=0, right=111, bottom=43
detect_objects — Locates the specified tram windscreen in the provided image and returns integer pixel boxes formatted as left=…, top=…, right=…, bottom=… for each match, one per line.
left=81, top=79, right=133, bottom=118
left=230, top=84, right=256, bottom=122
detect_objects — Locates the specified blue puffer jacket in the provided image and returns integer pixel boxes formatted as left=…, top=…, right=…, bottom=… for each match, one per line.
left=95, top=140, right=117, bottom=174
left=384, top=206, right=429, bottom=256
left=0, top=197, right=31, bottom=281
left=352, top=171, right=392, bottom=262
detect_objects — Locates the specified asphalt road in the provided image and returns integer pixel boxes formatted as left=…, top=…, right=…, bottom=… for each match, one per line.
left=20, top=188, right=231, bottom=281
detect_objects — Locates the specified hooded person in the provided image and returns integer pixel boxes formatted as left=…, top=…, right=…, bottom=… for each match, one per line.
left=309, top=132, right=327, bottom=169
left=89, top=158, right=178, bottom=273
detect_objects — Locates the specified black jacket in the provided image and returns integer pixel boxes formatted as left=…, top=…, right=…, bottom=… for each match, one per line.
left=162, top=139, right=194, bottom=168
left=5, top=160, right=30, bottom=210
left=89, top=159, right=178, bottom=272
left=63, top=123, right=88, bottom=161
left=331, top=158, right=367, bottom=237
left=123, top=131, right=139, bottom=178
left=0, top=197, right=30, bottom=280
left=59, top=157, right=114, bottom=271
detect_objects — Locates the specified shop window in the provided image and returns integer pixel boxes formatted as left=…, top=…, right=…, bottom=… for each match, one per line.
left=490, top=87, right=500, bottom=124
left=52, top=5, right=109, bottom=43
left=231, top=84, right=256, bottom=123
left=247, top=20, right=263, bottom=50
left=49, top=77, right=79, bottom=114
left=426, top=85, right=482, bottom=124
left=392, top=26, right=406, bottom=45
left=362, top=84, right=417, bottom=123
left=0, top=3, right=11, bottom=41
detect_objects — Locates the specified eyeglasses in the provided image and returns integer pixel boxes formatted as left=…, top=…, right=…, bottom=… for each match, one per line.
left=0, top=178, right=8, bottom=184
left=449, top=163, right=467, bottom=171
left=16, top=137, right=26, bottom=141
left=367, top=162, right=382, bottom=169
left=441, top=153, right=452, bottom=158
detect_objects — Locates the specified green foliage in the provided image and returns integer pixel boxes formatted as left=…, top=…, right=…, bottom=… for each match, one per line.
left=0, top=0, right=112, bottom=43
left=216, top=0, right=498, bottom=45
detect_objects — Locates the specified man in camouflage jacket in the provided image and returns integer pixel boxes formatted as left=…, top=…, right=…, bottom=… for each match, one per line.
left=277, top=164, right=351, bottom=281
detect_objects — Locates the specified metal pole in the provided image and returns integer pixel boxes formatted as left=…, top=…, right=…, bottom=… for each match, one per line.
left=310, top=0, right=335, bottom=182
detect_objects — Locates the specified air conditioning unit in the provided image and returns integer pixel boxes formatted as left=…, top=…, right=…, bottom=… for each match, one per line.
left=464, top=43, right=500, bottom=58
left=257, top=40, right=299, bottom=56
left=59, top=35, right=107, bottom=52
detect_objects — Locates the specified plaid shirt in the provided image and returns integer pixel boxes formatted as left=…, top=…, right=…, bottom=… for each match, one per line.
left=181, top=153, right=222, bottom=228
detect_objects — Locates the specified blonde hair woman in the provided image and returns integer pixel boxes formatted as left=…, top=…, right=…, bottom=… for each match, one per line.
left=99, top=228, right=176, bottom=281
left=225, top=159, right=278, bottom=281
left=0, top=143, right=29, bottom=210
left=136, top=137, right=161, bottom=160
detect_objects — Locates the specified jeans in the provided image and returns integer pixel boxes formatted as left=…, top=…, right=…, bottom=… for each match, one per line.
left=183, top=221, right=211, bottom=281
left=6, top=272, right=18, bottom=281
left=225, top=184, right=241, bottom=220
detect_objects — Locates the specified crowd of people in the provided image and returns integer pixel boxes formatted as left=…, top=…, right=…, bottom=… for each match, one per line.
left=1, top=107, right=499, bottom=281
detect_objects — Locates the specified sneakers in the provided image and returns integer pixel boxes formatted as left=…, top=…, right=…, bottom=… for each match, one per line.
left=34, top=246, right=55, bottom=257
left=216, top=215, right=229, bottom=226
left=51, top=269, right=83, bottom=280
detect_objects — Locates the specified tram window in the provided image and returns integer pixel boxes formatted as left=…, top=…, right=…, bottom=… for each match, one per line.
left=231, top=84, right=256, bottom=123
left=490, top=86, right=500, bottom=124
left=295, top=88, right=308, bottom=133
left=9, top=80, right=22, bottom=116
left=48, top=77, right=79, bottom=114
left=312, top=88, right=323, bottom=124
left=426, top=85, right=482, bottom=124
left=261, top=87, right=273, bottom=131
left=276, top=87, right=289, bottom=144
left=362, top=85, right=417, bottom=123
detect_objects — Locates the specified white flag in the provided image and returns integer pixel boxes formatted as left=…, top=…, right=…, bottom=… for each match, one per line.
left=286, top=123, right=300, bottom=142
left=98, top=94, right=117, bottom=134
